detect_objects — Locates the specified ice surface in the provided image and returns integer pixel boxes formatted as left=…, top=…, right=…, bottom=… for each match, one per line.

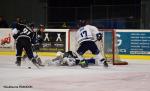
left=0, top=55, right=150, bottom=91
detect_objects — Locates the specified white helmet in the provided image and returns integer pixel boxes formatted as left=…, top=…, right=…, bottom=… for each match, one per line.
left=56, top=51, right=63, bottom=57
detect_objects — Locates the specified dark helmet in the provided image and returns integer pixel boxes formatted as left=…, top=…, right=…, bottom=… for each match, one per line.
left=77, top=20, right=87, bottom=27
left=17, top=18, right=27, bottom=24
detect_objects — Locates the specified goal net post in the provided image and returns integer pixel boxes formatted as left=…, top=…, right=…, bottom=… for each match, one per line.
left=68, top=29, right=128, bottom=65
left=101, top=29, right=128, bottom=65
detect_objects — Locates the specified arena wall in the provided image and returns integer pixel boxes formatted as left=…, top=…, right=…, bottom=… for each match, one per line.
left=0, top=28, right=150, bottom=60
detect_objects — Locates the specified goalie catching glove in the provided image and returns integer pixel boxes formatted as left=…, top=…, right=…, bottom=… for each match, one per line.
left=96, top=33, right=103, bottom=41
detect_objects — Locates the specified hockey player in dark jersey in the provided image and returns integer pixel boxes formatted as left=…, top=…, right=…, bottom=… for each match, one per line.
left=32, top=24, right=45, bottom=49
left=36, top=24, right=45, bottom=43
left=12, top=20, right=38, bottom=67
left=22, top=24, right=45, bottom=66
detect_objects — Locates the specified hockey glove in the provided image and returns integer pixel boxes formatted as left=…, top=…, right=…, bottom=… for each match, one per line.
left=96, top=33, right=103, bottom=41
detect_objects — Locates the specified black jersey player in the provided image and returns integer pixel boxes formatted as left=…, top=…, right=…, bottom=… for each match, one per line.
left=22, top=24, right=45, bottom=66
left=12, top=21, right=38, bottom=67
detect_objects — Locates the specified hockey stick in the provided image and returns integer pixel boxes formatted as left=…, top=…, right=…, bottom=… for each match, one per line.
left=22, top=57, right=40, bottom=69
left=32, top=44, right=45, bottom=67
left=32, top=62, right=40, bottom=69
left=95, top=39, right=108, bottom=62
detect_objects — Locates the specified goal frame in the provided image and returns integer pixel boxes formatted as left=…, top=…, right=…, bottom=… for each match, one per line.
left=102, top=29, right=128, bottom=65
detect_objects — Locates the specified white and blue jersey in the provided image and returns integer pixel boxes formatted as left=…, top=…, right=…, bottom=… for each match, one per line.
left=76, top=25, right=100, bottom=44
left=76, top=25, right=101, bottom=55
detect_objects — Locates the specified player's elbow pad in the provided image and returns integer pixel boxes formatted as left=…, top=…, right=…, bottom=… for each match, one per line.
left=96, top=33, right=103, bottom=41
left=13, top=34, right=18, bottom=39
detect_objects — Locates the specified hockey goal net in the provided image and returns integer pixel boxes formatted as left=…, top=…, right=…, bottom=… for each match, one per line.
left=68, top=29, right=128, bottom=65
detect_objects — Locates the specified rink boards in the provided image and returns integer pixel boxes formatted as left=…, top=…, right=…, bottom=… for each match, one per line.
left=0, top=28, right=150, bottom=60
left=0, top=51, right=150, bottom=60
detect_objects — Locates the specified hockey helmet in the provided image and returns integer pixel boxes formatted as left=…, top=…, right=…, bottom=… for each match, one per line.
left=77, top=20, right=88, bottom=28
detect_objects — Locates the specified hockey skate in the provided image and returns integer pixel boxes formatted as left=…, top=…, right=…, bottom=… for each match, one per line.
left=15, top=60, right=21, bottom=66
left=15, top=57, right=21, bottom=66
left=103, top=61, right=108, bottom=67
left=101, top=59, right=108, bottom=67
left=79, top=60, right=88, bottom=68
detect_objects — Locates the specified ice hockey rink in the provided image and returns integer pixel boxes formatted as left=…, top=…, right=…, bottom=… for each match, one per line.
left=0, top=55, right=150, bottom=91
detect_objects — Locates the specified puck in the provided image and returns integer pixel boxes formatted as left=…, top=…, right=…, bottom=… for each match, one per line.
left=28, top=67, right=31, bottom=69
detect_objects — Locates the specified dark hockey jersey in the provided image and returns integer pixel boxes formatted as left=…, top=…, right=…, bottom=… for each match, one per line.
left=13, top=23, right=34, bottom=41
